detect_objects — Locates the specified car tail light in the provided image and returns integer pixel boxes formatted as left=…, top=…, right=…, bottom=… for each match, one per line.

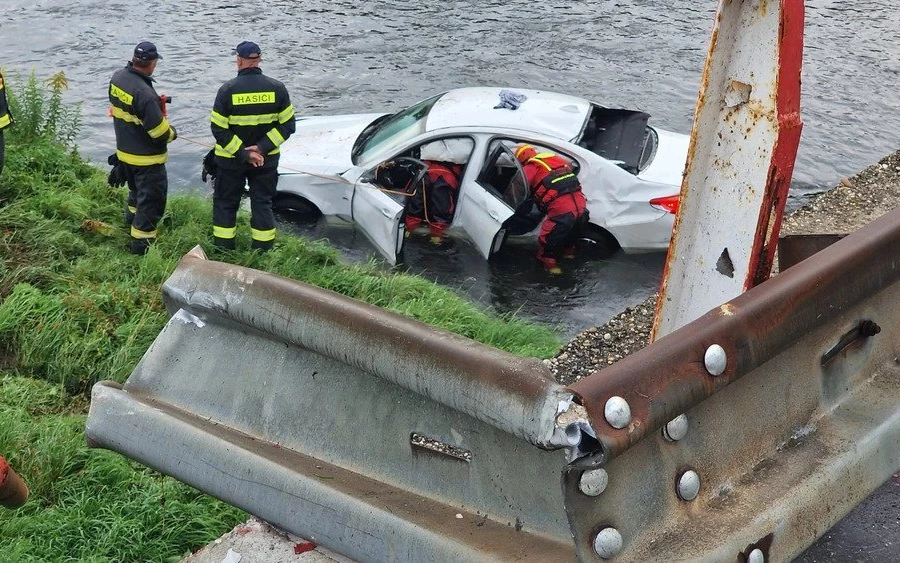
left=650, top=195, right=680, bottom=214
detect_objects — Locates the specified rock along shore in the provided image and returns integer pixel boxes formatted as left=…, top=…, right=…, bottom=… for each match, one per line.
left=549, top=149, right=900, bottom=386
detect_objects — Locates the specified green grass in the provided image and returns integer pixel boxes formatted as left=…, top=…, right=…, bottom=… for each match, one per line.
left=0, top=73, right=563, bottom=560
left=0, top=373, right=246, bottom=562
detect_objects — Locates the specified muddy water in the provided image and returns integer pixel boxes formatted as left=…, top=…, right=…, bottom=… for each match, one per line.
left=5, top=0, right=900, bottom=335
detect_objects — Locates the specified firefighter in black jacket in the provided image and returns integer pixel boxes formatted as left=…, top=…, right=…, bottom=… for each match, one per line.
left=0, top=69, right=13, bottom=178
left=210, top=41, right=296, bottom=251
left=108, top=41, right=177, bottom=255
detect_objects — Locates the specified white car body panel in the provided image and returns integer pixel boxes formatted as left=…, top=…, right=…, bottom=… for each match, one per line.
left=350, top=179, right=405, bottom=265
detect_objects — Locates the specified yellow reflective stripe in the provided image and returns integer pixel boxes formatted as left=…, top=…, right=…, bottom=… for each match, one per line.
left=130, top=226, right=157, bottom=239
left=127, top=205, right=138, bottom=213
left=251, top=227, right=276, bottom=242
left=528, top=157, right=552, bottom=171
left=214, top=145, right=235, bottom=158
left=213, top=225, right=237, bottom=239
left=0, top=114, right=10, bottom=129
left=228, top=113, right=278, bottom=126
left=269, top=148, right=280, bottom=155
left=551, top=173, right=576, bottom=184
left=109, top=83, right=133, bottom=105
left=110, top=106, right=141, bottom=125
left=534, top=152, right=555, bottom=159
left=222, top=135, right=242, bottom=155
left=116, top=149, right=167, bottom=166
left=147, top=118, right=171, bottom=139
left=266, top=128, right=286, bottom=148
left=210, top=110, right=229, bottom=128
left=232, top=91, right=275, bottom=105
left=278, top=104, right=295, bottom=123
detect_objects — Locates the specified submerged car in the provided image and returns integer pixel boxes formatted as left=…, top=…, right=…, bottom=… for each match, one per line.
left=275, top=87, right=689, bottom=265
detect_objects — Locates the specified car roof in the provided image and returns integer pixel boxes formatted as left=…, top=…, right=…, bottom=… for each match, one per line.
left=425, top=87, right=592, bottom=141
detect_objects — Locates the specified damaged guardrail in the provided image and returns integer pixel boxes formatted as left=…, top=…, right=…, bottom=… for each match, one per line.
left=87, top=245, right=584, bottom=562
left=88, top=204, right=900, bottom=561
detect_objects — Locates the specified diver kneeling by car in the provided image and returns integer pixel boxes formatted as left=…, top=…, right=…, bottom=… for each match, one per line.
left=514, top=144, right=588, bottom=275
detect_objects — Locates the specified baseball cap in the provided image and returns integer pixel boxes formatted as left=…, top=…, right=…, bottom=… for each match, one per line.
left=232, top=41, right=261, bottom=59
left=134, top=41, right=162, bottom=61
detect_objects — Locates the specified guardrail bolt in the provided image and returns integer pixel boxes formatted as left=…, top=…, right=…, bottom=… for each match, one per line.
left=593, top=527, right=623, bottom=559
left=748, top=548, right=765, bottom=563
left=604, top=396, right=631, bottom=429
left=579, top=468, right=609, bottom=496
left=663, top=414, right=689, bottom=442
left=677, top=470, right=701, bottom=501
left=704, top=344, right=727, bottom=376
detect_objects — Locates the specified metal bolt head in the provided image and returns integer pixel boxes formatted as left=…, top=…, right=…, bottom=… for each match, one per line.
left=677, top=470, right=701, bottom=501
left=663, top=414, right=689, bottom=442
left=593, top=527, right=623, bottom=559
left=748, top=548, right=765, bottom=563
left=579, top=468, right=609, bottom=496
left=704, top=344, right=727, bottom=376
left=604, top=396, right=631, bottom=429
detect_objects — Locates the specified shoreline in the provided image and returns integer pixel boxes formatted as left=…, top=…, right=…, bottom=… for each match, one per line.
left=549, top=148, right=900, bottom=385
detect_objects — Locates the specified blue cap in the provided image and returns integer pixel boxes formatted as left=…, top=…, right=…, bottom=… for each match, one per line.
left=133, top=41, right=162, bottom=61
left=232, top=41, right=261, bottom=59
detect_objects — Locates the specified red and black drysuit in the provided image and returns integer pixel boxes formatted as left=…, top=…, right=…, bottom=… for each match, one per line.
left=521, top=152, right=588, bottom=270
left=403, top=160, right=462, bottom=240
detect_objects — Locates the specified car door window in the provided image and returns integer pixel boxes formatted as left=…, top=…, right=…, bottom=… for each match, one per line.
left=477, top=142, right=528, bottom=209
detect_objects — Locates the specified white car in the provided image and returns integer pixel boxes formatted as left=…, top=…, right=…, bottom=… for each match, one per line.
left=276, top=87, right=689, bottom=265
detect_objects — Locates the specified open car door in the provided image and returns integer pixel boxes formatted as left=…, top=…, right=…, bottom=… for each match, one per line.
left=454, top=145, right=525, bottom=259
left=351, top=158, right=427, bottom=265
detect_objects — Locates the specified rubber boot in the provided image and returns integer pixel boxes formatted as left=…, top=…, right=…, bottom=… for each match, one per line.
left=538, top=255, right=563, bottom=275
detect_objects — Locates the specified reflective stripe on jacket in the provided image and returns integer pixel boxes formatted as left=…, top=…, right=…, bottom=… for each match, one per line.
left=0, top=72, right=12, bottom=131
left=108, top=63, right=175, bottom=166
left=523, top=152, right=582, bottom=212
left=210, top=67, right=296, bottom=164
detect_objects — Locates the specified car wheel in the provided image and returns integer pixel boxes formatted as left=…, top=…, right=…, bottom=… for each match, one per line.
left=579, top=225, right=621, bottom=259
left=273, top=195, right=322, bottom=223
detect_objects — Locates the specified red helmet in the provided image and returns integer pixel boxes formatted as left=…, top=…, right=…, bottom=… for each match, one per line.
left=514, top=144, right=537, bottom=164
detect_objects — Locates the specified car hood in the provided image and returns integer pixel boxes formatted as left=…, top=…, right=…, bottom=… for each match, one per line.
left=278, top=113, right=387, bottom=175
left=638, top=127, right=690, bottom=189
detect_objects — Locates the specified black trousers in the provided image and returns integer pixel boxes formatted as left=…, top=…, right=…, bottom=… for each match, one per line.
left=124, top=163, right=168, bottom=241
left=0, top=131, right=5, bottom=179
left=213, top=161, right=279, bottom=250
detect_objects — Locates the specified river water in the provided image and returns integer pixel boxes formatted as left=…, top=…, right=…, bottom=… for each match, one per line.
left=4, top=0, right=900, bottom=335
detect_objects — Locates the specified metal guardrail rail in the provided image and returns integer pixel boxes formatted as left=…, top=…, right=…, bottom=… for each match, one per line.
left=88, top=205, right=900, bottom=560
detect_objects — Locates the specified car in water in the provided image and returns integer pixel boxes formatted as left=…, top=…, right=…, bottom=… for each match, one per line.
left=275, top=87, right=689, bottom=265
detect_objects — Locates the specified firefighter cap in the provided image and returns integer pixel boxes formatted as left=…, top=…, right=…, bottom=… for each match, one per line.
left=232, top=41, right=262, bottom=59
left=133, top=41, right=162, bottom=61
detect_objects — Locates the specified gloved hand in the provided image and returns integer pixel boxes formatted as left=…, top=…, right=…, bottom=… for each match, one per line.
left=170, top=125, right=178, bottom=142
left=201, top=149, right=217, bottom=184
left=107, top=154, right=127, bottom=187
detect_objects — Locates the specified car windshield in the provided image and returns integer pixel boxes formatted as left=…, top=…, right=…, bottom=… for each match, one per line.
left=352, top=94, right=442, bottom=165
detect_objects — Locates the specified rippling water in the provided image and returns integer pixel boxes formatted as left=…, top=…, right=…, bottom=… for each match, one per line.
left=4, top=0, right=900, bottom=334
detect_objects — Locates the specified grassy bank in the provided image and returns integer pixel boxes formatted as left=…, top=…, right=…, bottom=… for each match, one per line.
left=0, top=74, right=561, bottom=560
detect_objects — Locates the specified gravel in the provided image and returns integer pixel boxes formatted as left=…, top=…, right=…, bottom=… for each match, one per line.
left=550, top=149, right=900, bottom=386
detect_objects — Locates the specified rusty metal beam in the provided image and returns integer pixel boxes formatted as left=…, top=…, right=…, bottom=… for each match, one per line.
left=570, top=205, right=900, bottom=464
left=0, top=455, right=28, bottom=509
left=652, top=0, right=805, bottom=340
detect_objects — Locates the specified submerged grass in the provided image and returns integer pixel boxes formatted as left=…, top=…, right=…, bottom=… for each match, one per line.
left=0, top=73, right=562, bottom=559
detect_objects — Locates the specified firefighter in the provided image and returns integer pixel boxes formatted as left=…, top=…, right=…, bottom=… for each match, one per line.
left=404, top=160, right=462, bottom=245
left=514, top=144, right=588, bottom=274
left=209, top=41, right=296, bottom=251
left=0, top=68, right=12, bottom=179
left=108, top=41, right=177, bottom=255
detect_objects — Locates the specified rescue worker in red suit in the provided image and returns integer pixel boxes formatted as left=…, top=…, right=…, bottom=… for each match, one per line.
left=514, top=144, right=588, bottom=274
left=404, top=161, right=462, bottom=245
